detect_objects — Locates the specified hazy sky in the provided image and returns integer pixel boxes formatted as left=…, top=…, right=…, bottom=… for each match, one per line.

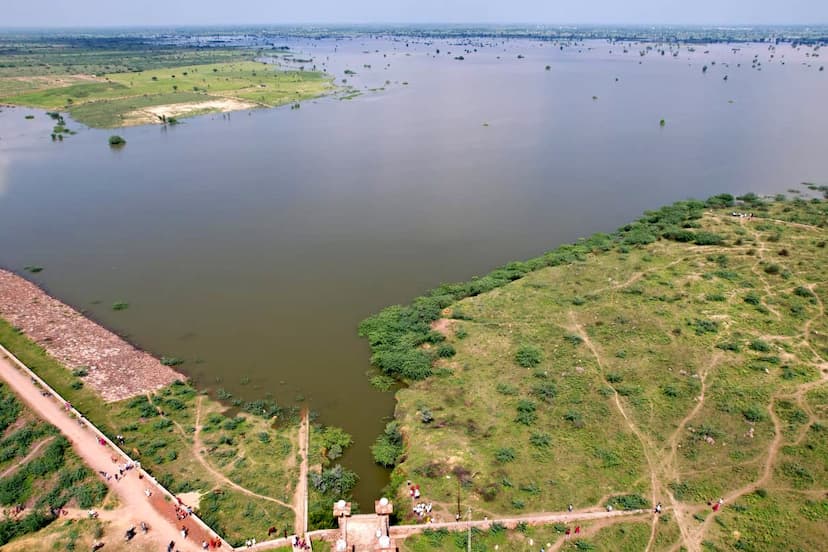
left=4, top=0, right=828, bottom=28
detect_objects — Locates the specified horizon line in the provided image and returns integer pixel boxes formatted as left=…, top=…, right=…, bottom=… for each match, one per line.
left=1, top=21, right=828, bottom=31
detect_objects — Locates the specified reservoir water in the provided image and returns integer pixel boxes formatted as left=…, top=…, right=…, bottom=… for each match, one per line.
left=1, top=37, right=826, bottom=505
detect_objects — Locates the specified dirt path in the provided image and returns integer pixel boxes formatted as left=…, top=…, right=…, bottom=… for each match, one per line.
left=292, top=407, right=310, bottom=536
left=547, top=513, right=650, bottom=552
left=192, top=396, right=294, bottom=510
left=0, top=434, right=55, bottom=478
left=0, top=353, right=204, bottom=551
left=568, top=313, right=663, bottom=552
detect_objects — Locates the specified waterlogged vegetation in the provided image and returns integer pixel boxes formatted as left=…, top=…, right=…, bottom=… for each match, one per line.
left=361, top=195, right=828, bottom=550
left=0, top=383, right=108, bottom=546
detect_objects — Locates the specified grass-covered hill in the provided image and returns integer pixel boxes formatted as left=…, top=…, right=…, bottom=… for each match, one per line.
left=360, top=194, right=828, bottom=551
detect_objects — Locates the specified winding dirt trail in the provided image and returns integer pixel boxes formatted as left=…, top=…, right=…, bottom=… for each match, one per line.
left=568, top=313, right=663, bottom=552
left=192, top=396, right=294, bottom=510
left=0, top=435, right=55, bottom=478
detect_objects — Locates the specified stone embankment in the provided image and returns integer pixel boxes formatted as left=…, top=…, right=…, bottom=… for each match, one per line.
left=0, top=269, right=182, bottom=401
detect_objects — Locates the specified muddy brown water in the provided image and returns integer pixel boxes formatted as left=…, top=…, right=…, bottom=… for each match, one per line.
left=0, top=37, right=826, bottom=506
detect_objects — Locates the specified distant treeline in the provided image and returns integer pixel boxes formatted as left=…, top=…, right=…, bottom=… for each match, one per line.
left=1, top=26, right=826, bottom=50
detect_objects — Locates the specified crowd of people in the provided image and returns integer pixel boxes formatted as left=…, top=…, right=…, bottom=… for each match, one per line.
left=97, top=457, right=138, bottom=484
left=174, top=496, right=195, bottom=521
left=412, top=501, right=434, bottom=522
left=291, top=534, right=312, bottom=550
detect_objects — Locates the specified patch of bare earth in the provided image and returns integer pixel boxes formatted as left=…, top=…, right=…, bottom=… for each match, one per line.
left=2, top=74, right=102, bottom=90
left=430, top=315, right=455, bottom=337
left=122, top=98, right=258, bottom=126
left=0, top=269, right=182, bottom=401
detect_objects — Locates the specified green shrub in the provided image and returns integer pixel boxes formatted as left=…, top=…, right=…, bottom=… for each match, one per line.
left=515, top=345, right=543, bottom=367
left=793, top=286, right=815, bottom=300
left=564, top=410, right=584, bottom=428
left=529, top=432, right=551, bottom=448
left=515, top=400, right=537, bottom=426
left=369, top=374, right=395, bottom=391
left=716, top=341, right=742, bottom=353
left=693, top=232, right=726, bottom=245
left=108, top=135, right=126, bottom=146
left=371, top=421, right=403, bottom=467
left=606, top=494, right=650, bottom=510
left=742, top=406, right=766, bottom=422
left=662, top=384, right=680, bottom=398
left=310, top=464, right=359, bottom=496
left=494, top=447, right=516, bottom=463
left=780, top=462, right=814, bottom=487
left=688, top=319, right=719, bottom=335
left=437, top=344, right=456, bottom=358
left=73, top=481, right=107, bottom=508
left=564, top=334, right=584, bottom=345
left=530, top=381, right=557, bottom=403
left=743, top=292, right=762, bottom=305
left=749, top=339, right=771, bottom=352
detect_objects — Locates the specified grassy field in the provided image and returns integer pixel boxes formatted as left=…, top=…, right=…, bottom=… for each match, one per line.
left=0, top=319, right=301, bottom=546
left=0, top=33, right=334, bottom=127
left=0, top=33, right=253, bottom=78
left=362, top=194, right=828, bottom=551
left=1, top=60, right=333, bottom=127
left=400, top=519, right=662, bottom=552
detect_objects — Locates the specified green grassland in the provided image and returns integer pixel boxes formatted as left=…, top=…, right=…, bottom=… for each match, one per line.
left=361, top=195, right=828, bottom=551
left=0, top=35, right=252, bottom=78
left=1, top=60, right=333, bottom=127
left=400, top=518, right=674, bottom=552
left=0, top=382, right=109, bottom=547
left=0, top=320, right=301, bottom=546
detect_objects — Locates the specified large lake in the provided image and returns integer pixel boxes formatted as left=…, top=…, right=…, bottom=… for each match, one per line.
left=1, top=36, right=826, bottom=505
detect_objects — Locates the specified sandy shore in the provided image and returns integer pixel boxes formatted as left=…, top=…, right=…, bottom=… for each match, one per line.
left=0, top=269, right=182, bottom=401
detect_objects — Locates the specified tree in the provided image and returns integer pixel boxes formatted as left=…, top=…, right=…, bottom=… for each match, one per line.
left=371, top=421, right=403, bottom=467
left=108, top=135, right=126, bottom=147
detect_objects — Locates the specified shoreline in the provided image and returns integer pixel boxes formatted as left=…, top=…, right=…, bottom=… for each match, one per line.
left=0, top=268, right=183, bottom=401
